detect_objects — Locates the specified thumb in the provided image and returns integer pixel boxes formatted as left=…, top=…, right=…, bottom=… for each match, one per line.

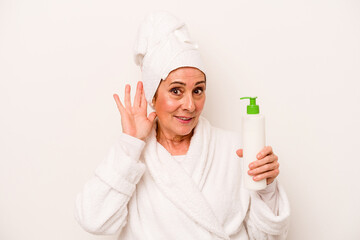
left=236, top=149, right=243, bottom=157
left=148, top=112, right=157, bottom=123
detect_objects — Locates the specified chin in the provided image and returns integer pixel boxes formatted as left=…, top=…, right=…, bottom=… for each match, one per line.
left=175, top=126, right=194, bottom=136
left=174, top=119, right=198, bottom=136
left=158, top=115, right=199, bottom=137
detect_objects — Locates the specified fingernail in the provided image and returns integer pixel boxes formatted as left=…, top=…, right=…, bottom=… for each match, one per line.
left=257, top=153, right=261, bottom=159
left=254, top=176, right=259, bottom=181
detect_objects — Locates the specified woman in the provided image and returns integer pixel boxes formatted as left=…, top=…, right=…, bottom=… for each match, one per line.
left=75, top=11, right=290, bottom=240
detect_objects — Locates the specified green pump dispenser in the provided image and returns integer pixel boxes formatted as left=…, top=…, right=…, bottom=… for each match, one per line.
left=240, top=97, right=260, bottom=114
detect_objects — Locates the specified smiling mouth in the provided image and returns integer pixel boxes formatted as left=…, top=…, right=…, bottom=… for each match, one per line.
left=176, top=116, right=193, bottom=120
left=174, top=116, right=194, bottom=123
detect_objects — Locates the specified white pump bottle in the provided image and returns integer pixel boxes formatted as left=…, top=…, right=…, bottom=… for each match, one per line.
left=240, top=96, right=267, bottom=191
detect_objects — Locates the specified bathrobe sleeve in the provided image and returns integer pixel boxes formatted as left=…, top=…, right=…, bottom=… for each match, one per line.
left=256, top=179, right=280, bottom=215
left=244, top=179, right=290, bottom=240
left=74, top=133, right=146, bottom=235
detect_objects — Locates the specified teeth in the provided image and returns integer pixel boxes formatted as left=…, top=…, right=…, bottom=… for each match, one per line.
left=177, top=117, right=192, bottom=120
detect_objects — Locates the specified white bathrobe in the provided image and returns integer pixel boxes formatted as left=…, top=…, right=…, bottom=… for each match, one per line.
left=74, top=116, right=290, bottom=239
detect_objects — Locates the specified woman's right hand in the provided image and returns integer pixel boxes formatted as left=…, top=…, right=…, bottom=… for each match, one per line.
left=113, top=81, right=157, bottom=141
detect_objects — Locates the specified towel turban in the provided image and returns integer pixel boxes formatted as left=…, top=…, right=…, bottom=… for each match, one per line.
left=133, top=10, right=206, bottom=107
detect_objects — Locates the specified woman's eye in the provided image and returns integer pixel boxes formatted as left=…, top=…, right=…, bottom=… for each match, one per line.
left=170, top=88, right=181, bottom=95
left=194, top=87, right=204, bottom=95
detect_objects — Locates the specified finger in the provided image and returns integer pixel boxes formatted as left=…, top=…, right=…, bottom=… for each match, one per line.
left=113, top=94, right=125, bottom=114
left=236, top=149, right=243, bottom=157
left=248, top=161, right=279, bottom=176
left=124, top=84, right=132, bottom=109
left=133, top=81, right=142, bottom=108
left=253, top=168, right=280, bottom=182
left=257, top=146, right=273, bottom=160
left=249, top=154, right=278, bottom=170
left=140, top=84, right=148, bottom=112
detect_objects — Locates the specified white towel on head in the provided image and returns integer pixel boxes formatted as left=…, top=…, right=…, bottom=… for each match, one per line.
left=133, top=10, right=206, bottom=106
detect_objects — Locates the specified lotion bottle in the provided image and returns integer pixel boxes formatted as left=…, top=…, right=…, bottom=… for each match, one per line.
left=240, top=96, right=267, bottom=191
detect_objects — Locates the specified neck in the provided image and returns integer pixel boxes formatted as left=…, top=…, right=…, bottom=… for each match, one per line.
left=156, top=121, right=193, bottom=156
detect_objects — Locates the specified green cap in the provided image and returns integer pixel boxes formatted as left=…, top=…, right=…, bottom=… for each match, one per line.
left=240, top=97, right=260, bottom=114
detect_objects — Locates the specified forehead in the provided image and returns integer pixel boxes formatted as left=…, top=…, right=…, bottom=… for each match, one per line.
left=165, top=67, right=206, bottom=83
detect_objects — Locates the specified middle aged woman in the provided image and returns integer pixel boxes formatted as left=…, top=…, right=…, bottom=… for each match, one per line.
left=74, top=11, right=290, bottom=240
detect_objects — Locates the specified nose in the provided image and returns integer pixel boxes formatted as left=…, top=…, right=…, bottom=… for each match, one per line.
left=182, top=93, right=195, bottom=112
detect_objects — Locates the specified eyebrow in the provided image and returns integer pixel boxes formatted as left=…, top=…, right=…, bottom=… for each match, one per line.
left=169, top=80, right=206, bottom=86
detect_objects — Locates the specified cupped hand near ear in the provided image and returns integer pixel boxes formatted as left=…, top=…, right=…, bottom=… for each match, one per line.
left=113, top=81, right=157, bottom=141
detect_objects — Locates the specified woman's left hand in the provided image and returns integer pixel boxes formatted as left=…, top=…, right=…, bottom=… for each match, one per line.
left=236, top=146, right=280, bottom=185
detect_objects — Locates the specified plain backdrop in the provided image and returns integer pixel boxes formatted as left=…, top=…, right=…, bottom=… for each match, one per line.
left=1, top=0, right=359, bottom=239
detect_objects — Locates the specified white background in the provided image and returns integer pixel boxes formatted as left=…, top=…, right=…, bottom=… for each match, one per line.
left=1, top=0, right=359, bottom=239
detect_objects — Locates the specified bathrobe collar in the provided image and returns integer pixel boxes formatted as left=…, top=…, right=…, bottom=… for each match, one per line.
left=143, top=116, right=229, bottom=240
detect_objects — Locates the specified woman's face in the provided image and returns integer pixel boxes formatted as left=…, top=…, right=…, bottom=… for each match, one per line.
left=153, top=67, right=206, bottom=138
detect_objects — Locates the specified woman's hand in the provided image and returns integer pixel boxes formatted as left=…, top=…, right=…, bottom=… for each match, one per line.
left=236, top=146, right=280, bottom=185
left=113, top=81, right=157, bottom=141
